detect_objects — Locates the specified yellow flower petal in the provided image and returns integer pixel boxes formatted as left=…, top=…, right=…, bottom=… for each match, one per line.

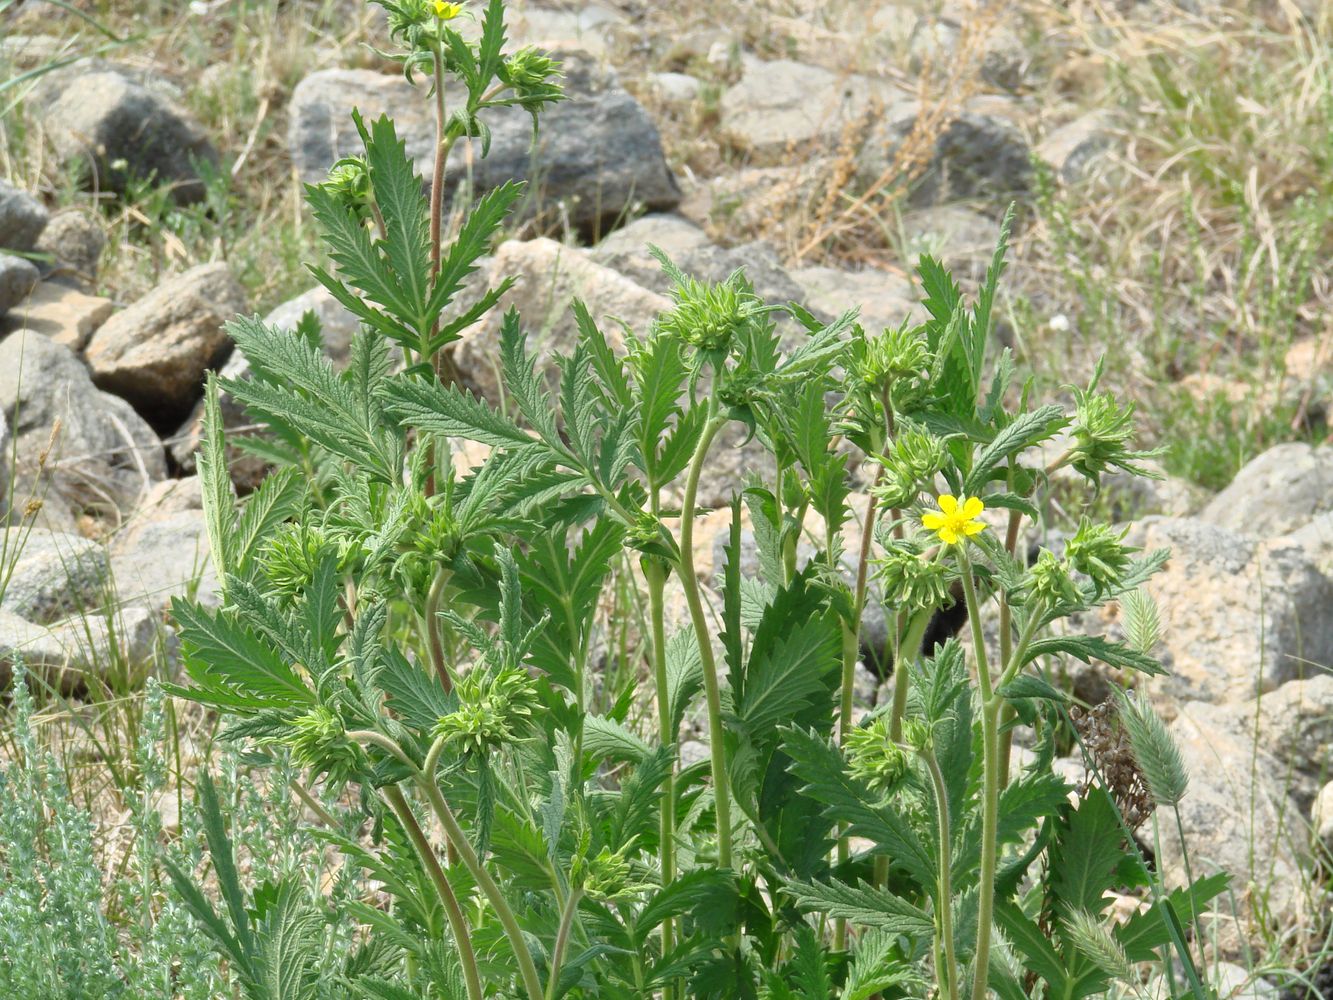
left=922, top=512, right=946, bottom=530
left=937, top=495, right=958, bottom=515
left=938, top=526, right=960, bottom=545
left=962, top=496, right=984, bottom=518
left=963, top=520, right=986, bottom=535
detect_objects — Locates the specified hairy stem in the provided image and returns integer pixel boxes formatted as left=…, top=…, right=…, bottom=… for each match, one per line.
left=677, top=408, right=733, bottom=869
left=921, top=748, right=959, bottom=1000
left=889, top=611, right=931, bottom=741
left=545, top=888, right=585, bottom=1000
left=418, top=773, right=545, bottom=1000
left=644, top=556, right=677, bottom=992
left=996, top=498, right=1023, bottom=788
left=958, top=547, right=998, bottom=1000
left=382, top=785, right=483, bottom=1000
left=425, top=568, right=453, bottom=693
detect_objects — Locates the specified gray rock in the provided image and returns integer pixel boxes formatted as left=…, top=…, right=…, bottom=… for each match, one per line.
left=1278, top=510, right=1333, bottom=577
left=1314, top=781, right=1333, bottom=849
left=720, top=57, right=905, bottom=165
left=1122, top=517, right=1333, bottom=708
left=0, top=253, right=40, bottom=315
left=0, top=527, right=109, bottom=623
left=899, top=204, right=1006, bottom=284
left=856, top=103, right=1033, bottom=208
left=110, top=502, right=217, bottom=614
left=0, top=278, right=115, bottom=350
left=288, top=49, right=680, bottom=233
left=902, top=13, right=1029, bottom=93
left=34, top=209, right=106, bottom=279
left=1200, top=443, right=1332, bottom=539
left=679, top=160, right=832, bottom=236
left=1164, top=701, right=1308, bottom=956
left=506, top=3, right=624, bottom=56
left=0, top=181, right=48, bottom=253
left=0, top=605, right=161, bottom=692
left=169, top=283, right=363, bottom=488
left=1037, top=111, right=1121, bottom=184
left=0, top=330, right=166, bottom=522
left=36, top=67, right=219, bottom=205
left=647, top=72, right=702, bottom=107
left=789, top=264, right=920, bottom=333
left=85, top=263, right=246, bottom=422
left=455, top=237, right=667, bottom=401
left=591, top=213, right=710, bottom=269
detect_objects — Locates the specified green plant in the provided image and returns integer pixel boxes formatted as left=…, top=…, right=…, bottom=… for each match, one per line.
left=164, top=2, right=1230, bottom=997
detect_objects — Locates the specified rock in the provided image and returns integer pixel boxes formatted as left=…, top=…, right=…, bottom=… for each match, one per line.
left=110, top=500, right=217, bottom=614
left=646, top=72, right=702, bottom=107
left=0, top=528, right=109, bottom=624
left=36, top=67, right=219, bottom=204
left=725, top=58, right=901, bottom=165
left=169, top=284, right=362, bottom=488
left=591, top=213, right=710, bottom=269
left=507, top=3, right=624, bottom=55
left=1314, top=782, right=1333, bottom=849
left=0, top=330, right=166, bottom=523
left=136, top=476, right=203, bottom=517
left=0, top=278, right=114, bottom=349
left=1118, top=518, right=1333, bottom=708
left=1164, top=701, right=1308, bottom=957
left=679, top=161, right=832, bottom=236
left=288, top=49, right=680, bottom=234
left=1200, top=443, right=1332, bottom=539
left=34, top=209, right=106, bottom=279
left=1278, top=511, right=1333, bottom=576
left=0, top=254, right=40, bottom=315
left=0, top=181, right=48, bottom=253
left=1037, top=111, right=1121, bottom=184
left=719, top=58, right=905, bottom=165
left=602, top=235, right=805, bottom=311
left=789, top=264, right=920, bottom=333
left=0, top=606, right=160, bottom=691
left=899, top=204, right=1007, bottom=284
left=856, top=103, right=1033, bottom=209
left=455, top=237, right=666, bottom=400
left=902, top=12, right=1029, bottom=93
left=85, top=263, right=246, bottom=423
left=1081, top=462, right=1208, bottom=520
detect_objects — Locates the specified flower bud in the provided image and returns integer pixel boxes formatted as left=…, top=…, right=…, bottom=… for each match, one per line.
left=846, top=717, right=911, bottom=793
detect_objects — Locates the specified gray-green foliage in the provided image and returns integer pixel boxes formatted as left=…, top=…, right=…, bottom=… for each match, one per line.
left=0, top=669, right=222, bottom=999
left=159, top=2, right=1227, bottom=998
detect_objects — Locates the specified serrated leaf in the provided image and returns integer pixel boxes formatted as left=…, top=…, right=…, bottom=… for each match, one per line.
left=380, top=372, right=538, bottom=449
left=965, top=404, right=1068, bottom=494
left=784, top=878, right=934, bottom=937
left=172, top=598, right=314, bottom=710
left=583, top=714, right=652, bottom=764
left=1023, top=634, right=1164, bottom=676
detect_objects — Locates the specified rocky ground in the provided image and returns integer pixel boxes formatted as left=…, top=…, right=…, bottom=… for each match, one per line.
left=1, top=0, right=1331, bottom=992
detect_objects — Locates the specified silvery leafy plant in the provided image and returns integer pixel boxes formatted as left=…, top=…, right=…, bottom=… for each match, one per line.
left=166, top=2, right=1227, bottom=997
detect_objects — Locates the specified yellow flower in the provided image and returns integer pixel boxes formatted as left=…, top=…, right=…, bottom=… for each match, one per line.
left=431, top=0, right=463, bottom=19
left=922, top=494, right=987, bottom=546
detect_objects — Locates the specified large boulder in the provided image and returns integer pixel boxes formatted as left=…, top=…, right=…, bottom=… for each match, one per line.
left=0, top=606, right=161, bottom=692
left=0, top=278, right=114, bottom=350
left=1199, top=443, right=1332, bottom=540
left=33, top=65, right=219, bottom=204
left=34, top=209, right=106, bottom=280
left=85, top=263, right=246, bottom=424
left=0, top=527, right=109, bottom=623
left=169, top=284, right=365, bottom=488
left=0, top=254, right=40, bottom=316
left=1119, top=517, right=1333, bottom=708
left=110, top=476, right=217, bottom=614
left=288, top=49, right=679, bottom=233
left=0, top=180, right=48, bottom=253
left=719, top=57, right=906, bottom=165
left=855, top=101, right=1033, bottom=208
left=0, top=330, right=166, bottom=526
left=1163, top=701, right=1310, bottom=956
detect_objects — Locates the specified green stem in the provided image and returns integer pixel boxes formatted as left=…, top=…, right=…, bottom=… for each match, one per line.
left=921, top=748, right=959, bottom=1000
left=417, top=774, right=545, bottom=1000
left=889, top=611, right=931, bottom=741
left=425, top=568, right=453, bottom=694
left=545, top=888, right=585, bottom=1000
left=995, top=499, right=1023, bottom=788
left=958, top=547, right=998, bottom=1000
left=677, top=408, right=733, bottom=870
left=382, top=785, right=484, bottom=1000
left=644, top=556, right=677, bottom=994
